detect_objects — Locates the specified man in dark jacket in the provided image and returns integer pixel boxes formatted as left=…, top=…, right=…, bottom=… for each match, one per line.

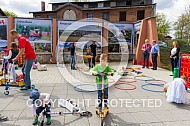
left=90, top=40, right=97, bottom=67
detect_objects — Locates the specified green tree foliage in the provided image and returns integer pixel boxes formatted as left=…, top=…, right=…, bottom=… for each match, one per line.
left=174, top=4, right=190, bottom=42
left=156, top=13, right=171, bottom=41
left=3, top=10, right=17, bottom=17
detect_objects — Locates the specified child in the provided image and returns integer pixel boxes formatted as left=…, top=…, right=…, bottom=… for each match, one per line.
left=90, top=54, right=114, bottom=109
left=86, top=48, right=93, bottom=69
left=1, top=51, right=8, bottom=74
left=29, top=90, right=51, bottom=125
left=164, top=76, right=189, bottom=104
left=3, top=42, right=19, bottom=84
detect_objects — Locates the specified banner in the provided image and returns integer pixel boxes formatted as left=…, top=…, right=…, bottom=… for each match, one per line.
left=57, top=21, right=102, bottom=63
left=108, top=23, right=133, bottom=54
left=0, top=17, right=8, bottom=51
left=14, top=18, right=52, bottom=54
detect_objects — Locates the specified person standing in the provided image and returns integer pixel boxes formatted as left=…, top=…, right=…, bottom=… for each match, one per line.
left=151, top=40, right=160, bottom=70
left=170, top=41, right=180, bottom=76
left=70, top=42, right=76, bottom=70
left=141, top=39, right=152, bottom=68
left=90, top=40, right=97, bottom=67
left=10, top=30, right=36, bottom=90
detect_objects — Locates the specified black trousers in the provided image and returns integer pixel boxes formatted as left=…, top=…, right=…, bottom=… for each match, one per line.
left=152, top=53, right=158, bottom=70
left=92, top=55, right=96, bottom=67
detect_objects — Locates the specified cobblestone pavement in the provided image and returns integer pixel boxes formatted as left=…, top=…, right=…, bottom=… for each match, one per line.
left=0, top=63, right=190, bottom=126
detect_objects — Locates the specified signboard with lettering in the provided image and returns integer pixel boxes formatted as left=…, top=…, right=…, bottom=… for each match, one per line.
left=14, top=18, right=52, bottom=54
left=0, top=17, right=8, bottom=51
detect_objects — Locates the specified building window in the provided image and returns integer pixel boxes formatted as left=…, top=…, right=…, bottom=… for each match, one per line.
left=87, top=13, right=93, bottom=20
left=89, top=3, right=98, bottom=8
left=63, top=10, right=76, bottom=20
left=48, top=15, right=53, bottom=19
left=117, top=1, right=126, bottom=7
left=35, top=15, right=41, bottom=18
left=110, top=2, right=116, bottom=7
left=137, top=10, right=145, bottom=20
left=84, top=4, right=88, bottom=9
left=98, top=3, right=104, bottom=8
left=103, top=12, right=110, bottom=21
left=126, top=0, right=132, bottom=5
left=104, top=2, right=110, bottom=7
left=119, top=11, right=126, bottom=21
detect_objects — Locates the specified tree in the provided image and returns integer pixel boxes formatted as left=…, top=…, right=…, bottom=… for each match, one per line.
left=156, top=13, right=171, bottom=41
left=3, top=10, right=17, bottom=17
left=173, top=4, right=190, bottom=42
left=173, top=14, right=188, bottom=39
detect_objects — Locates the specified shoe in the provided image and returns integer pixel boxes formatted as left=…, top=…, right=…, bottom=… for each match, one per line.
left=146, top=67, right=149, bottom=69
left=142, top=66, right=145, bottom=68
left=170, top=74, right=173, bottom=76
left=32, top=117, right=38, bottom=125
left=20, top=86, right=31, bottom=90
left=46, top=117, right=51, bottom=125
left=73, top=68, right=77, bottom=70
left=10, top=82, right=17, bottom=85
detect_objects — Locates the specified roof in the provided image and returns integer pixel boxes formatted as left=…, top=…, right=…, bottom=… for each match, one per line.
left=30, top=3, right=156, bottom=14
left=55, top=2, right=82, bottom=11
left=0, top=8, right=6, bottom=16
left=49, top=0, right=113, bottom=4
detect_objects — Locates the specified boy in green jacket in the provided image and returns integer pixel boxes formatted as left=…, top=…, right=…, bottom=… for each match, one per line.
left=90, top=54, right=114, bottom=109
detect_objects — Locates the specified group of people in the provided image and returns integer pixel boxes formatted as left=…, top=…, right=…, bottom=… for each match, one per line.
left=142, top=39, right=189, bottom=104
left=142, top=39, right=180, bottom=75
left=70, top=40, right=98, bottom=70
left=141, top=39, right=160, bottom=70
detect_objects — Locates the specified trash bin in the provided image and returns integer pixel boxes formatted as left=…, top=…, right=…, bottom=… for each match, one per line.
left=173, top=68, right=179, bottom=80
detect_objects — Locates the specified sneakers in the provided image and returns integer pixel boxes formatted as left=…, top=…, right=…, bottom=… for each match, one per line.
left=20, top=86, right=31, bottom=90
left=10, top=82, right=17, bottom=85
left=47, top=117, right=51, bottom=125
left=32, top=117, right=38, bottom=125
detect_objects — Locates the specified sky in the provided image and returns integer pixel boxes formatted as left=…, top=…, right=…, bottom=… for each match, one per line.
left=0, top=0, right=190, bottom=36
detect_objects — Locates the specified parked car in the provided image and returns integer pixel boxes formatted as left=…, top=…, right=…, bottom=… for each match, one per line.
left=158, top=41, right=167, bottom=47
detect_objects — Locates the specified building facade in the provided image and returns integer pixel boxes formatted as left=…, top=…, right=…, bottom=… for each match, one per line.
left=30, top=0, right=156, bottom=23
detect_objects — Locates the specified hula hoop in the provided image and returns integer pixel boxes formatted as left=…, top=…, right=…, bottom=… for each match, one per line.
left=74, top=84, right=97, bottom=92
left=141, top=83, right=164, bottom=92
left=118, top=78, right=137, bottom=83
left=114, top=82, right=136, bottom=90
left=145, top=80, right=166, bottom=85
left=134, top=76, right=154, bottom=81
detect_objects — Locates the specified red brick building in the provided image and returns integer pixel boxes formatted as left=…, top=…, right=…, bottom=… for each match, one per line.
left=30, top=0, right=156, bottom=23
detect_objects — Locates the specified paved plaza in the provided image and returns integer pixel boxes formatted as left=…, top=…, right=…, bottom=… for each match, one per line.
left=0, top=63, right=190, bottom=126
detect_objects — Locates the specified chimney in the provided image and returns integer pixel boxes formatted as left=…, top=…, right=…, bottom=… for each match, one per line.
left=41, top=1, right=45, bottom=11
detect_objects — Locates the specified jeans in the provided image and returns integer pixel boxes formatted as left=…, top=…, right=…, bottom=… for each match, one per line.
left=88, top=59, right=91, bottom=69
left=170, top=58, right=178, bottom=72
left=143, top=51, right=150, bottom=67
left=92, top=55, right=96, bottom=67
left=8, top=63, right=19, bottom=82
left=70, top=55, right=76, bottom=69
left=36, top=103, right=51, bottom=118
left=152, top=53, right=158, bottom=69
left=22, top=59, right=34, bottom=88
left=97, top=84, right=108, bottom=108
left=2, top=62, right=8, bottom=74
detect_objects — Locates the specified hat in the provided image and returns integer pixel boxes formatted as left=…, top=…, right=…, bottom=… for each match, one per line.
left=29, top=90, right=40, bottom=104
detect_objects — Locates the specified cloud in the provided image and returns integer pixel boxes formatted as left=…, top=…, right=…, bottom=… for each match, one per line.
left=154, top=0, right=178, bottom=10
left=0, top=0, right=41, bottom=17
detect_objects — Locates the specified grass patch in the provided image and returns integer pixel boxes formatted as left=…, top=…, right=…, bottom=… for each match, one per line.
left=160, top=47, right=171, bottom=71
